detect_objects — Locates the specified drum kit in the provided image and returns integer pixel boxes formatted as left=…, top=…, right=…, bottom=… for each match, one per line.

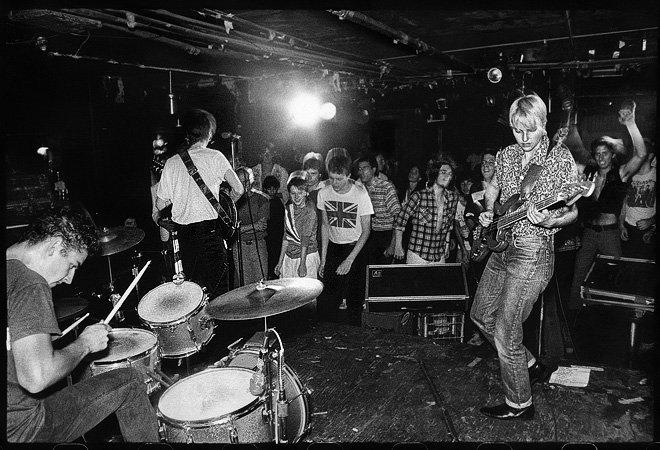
left=57, top=223, right=323, bottom=443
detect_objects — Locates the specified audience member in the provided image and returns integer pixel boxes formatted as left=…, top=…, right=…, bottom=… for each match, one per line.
left=392, top=154, right=460, bottom=264
left=357, top=154, right=401, bottom=266
left=252, top=142, right=289, bottom=204
left=317, top=154, right=373, bottom=325
left=303, top=153, right=325, bottom=249
left=234, top=167, right=270, bottom=286
left=620, top=138, right=656, bottom=260
left=569, top=101, right=648, bottom=312
left=264, top=175, right=285, bottom=280
left=275, top=176, right=320, bottom=279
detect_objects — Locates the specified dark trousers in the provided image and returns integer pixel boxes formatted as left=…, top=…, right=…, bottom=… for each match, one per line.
left=176, top=219, right=229, bottom=300
left=367, top=229, right=394, bottom=266
left=318, top=241, right=368, bottom=326
left=621, top=222, right=656, bottom=260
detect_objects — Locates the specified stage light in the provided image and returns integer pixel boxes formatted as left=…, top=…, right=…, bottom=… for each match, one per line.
left=289, top=93, right=321, bottom=127
left=319, top=102, right=337, bottom=120
left=487, top=67, right=503, bottom=83
left=37, top=146, right=49, bottom=156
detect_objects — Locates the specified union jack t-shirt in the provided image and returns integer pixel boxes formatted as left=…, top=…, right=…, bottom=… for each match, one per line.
left=317, top=183, right=374, bottom=244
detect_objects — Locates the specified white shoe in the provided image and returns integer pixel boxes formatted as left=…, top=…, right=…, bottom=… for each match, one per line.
left=339, top=299, right=347, bottom=310
left=467, top=332, right=484, bottom=346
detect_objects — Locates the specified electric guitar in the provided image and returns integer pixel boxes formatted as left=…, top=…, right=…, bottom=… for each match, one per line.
left=470, top=181, right=595, bottom=262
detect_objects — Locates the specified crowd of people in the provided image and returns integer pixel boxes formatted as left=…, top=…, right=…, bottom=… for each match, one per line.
left=7, top=95, right=655, bottom=443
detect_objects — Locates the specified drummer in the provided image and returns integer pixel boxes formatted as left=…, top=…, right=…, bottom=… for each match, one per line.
left=6, top=207, right=160, bottom=443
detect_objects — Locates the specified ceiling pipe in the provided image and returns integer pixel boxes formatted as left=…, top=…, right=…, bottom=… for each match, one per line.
left=508, top=55, right=656, bottom=70
left=65, top=9, right=410, bottom=78
left=328, top=9, right=475, bottom=74
left=564, top=10, right=578, bottom=64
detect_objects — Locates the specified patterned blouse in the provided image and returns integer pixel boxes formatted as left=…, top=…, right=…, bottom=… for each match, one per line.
left=496, top=134, right=578, bottom=237
left=394, top=187, right=459, bottom=262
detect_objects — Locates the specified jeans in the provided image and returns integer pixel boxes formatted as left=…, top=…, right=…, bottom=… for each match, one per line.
left=569, top=227, right=621, bottom=311
left=470, top=234, right=554, bottom=408
left=318, top=241, right=367, bottom=325
left=367, top=229, right=394, bottom=265
left=176, top=219, right=229, bottom=300
left=31, top=368, right=160, bottom=443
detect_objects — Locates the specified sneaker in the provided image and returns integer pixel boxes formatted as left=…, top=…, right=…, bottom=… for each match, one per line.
left=339, top=299, right=347, bottom=310
left=467, top=331, right=484, bottom=346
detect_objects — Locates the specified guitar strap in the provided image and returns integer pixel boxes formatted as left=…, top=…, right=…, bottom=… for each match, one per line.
left=519, top=163, right=544, bottom=201
left=180, top=148, right=233, bottom=228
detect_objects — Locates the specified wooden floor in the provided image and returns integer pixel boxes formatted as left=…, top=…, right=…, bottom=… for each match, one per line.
left=77, top=304, right=655, bottom=447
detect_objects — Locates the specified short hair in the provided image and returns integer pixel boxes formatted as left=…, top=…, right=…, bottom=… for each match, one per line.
left=591, top=136, right=625, bottom=158
left=481, top=148, right=498, bottom=161
left=509, top=93, right=547, bottom=131
left=288, top=170, right=307, bottom=184
left=287, top=176, right=308, bottom=193
left=303, top=156, right=323, bottom=172
left=21, top=206, right=99, bottom=256
left=263, top=175, right=280, bottom=190
left=236, top=166, right=254, bottom=184
left=327, top=155, right=352, bottom=176
left=427, top=153, right=458, bottom=185
left=180, top=109, right=217, bottom=144
left=325, top=147, right=349, bottom=171
left=357, top=154, right=378, bottom=172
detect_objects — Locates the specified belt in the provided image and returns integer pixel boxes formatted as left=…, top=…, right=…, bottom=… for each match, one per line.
left=585, top=223, right=619, bottom=232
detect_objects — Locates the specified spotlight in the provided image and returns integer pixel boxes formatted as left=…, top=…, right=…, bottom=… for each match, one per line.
left=487, top=67, right=503, bottom=83
left=289, top=93, right=322, bottom=127
left=37, top=146, right=49, bottom=156
left=319, top=102, right=337, bottom=120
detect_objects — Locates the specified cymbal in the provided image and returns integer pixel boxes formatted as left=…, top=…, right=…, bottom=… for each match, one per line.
left=97, top=226, right=145, bottom=256
left=205, top=278, right=323, bottom=320
left=53, top=297, right=89, bottom=323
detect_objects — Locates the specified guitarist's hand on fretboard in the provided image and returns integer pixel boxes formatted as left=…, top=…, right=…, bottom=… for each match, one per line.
left=526, top=202, right=555, bottom=228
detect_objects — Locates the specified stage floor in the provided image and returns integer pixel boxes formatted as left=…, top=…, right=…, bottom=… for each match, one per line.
left=74, top=305, right=654, bottom=446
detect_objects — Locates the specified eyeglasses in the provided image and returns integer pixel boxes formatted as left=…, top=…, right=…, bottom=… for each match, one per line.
left=358, top=166, right=373, bottom=172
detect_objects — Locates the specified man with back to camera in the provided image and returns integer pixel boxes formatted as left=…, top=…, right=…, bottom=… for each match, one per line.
left=156, top=108, right=244, bottom=299
left=6, top=207, right=160, bottom=442
left=470, top=92, right=579, bottom=420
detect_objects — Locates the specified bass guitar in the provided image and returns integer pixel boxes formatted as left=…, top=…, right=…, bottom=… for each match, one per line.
left=470, top=181, right=595, bottom=262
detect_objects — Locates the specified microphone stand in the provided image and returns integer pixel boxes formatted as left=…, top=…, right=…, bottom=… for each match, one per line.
left=264, top=328, right=288, bottom=443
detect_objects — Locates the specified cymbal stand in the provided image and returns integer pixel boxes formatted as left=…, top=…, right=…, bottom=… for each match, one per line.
left=106, top=256, right=124, bottom=323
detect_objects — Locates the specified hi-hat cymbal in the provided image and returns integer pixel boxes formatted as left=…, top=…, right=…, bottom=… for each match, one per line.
left=205, top=278, right=323, bottom=320
left=97, top=226, right=145, bottom=256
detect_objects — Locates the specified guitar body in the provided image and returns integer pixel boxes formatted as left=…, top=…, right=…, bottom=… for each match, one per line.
left=217, top=187, right=240, bottom=245
left=470, top=194, right=522, bottom=262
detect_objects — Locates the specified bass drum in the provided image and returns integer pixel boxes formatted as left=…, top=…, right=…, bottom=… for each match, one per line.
left=227, top=348, right=311, bottom=443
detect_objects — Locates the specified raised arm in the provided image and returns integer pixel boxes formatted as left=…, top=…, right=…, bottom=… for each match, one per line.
left=619, top=102, right=648, bottom=182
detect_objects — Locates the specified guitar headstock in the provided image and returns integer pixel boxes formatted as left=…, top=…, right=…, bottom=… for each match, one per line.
left=559, top=181, right=596, bottom=205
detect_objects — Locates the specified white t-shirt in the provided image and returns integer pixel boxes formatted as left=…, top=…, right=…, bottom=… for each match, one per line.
left=157, top=147, right=233, bottom=225
left=624, top=167, right=656, bottom=226
left=317, top=183, right=373, bottom=244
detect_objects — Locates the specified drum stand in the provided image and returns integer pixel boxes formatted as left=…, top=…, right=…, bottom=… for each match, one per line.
left=106, top=256, right=125, bottom=323
left=257, top=327, right=290, bottom=444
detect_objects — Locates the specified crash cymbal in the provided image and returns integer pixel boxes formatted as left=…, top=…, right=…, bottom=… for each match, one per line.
left=97, top=226, right=145, bottom=256
left=205, top=278, right=323, bottom=320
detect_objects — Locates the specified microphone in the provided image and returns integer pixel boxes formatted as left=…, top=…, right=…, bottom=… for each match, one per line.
left=221, top=131, right=241, bottom=139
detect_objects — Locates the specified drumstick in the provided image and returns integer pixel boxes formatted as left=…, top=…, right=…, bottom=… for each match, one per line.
left=103, top=260, right=152, bottom=324
left=54, top=313, right=90, bottom=341
left=146, top=369, right=172, bottom=388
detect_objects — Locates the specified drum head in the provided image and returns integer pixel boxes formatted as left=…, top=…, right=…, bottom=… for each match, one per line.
left=158, top=368, right=258, bottom=423
left=138, top=281, right=203, bottom=324
left=90, top=328, right=157, bottom=363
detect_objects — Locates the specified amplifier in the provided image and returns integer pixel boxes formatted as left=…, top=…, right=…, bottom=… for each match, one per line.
left=365, top=263, right=469, bottom=313
left=581, top=255, right=655, bottom=312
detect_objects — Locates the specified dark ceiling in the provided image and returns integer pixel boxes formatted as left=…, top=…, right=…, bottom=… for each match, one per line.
left=4, top=7, right=658, bottom=93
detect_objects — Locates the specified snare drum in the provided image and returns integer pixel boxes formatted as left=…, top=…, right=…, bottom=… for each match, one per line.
left=227, top=347, right=310, bottom=443
left=81, top=328, right=161, bottom=395
left=138, top=281, right=215, bottom=358
left=157, top=367, right=272, bottom=443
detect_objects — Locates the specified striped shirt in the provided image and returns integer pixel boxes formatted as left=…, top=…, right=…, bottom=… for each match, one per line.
left=283, top=201, right=319, bottom=258
left=395, top=187, right=459, bottom=262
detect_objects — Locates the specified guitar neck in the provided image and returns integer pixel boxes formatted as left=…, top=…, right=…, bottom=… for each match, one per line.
left=497, top=197, right=561, bottom=229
